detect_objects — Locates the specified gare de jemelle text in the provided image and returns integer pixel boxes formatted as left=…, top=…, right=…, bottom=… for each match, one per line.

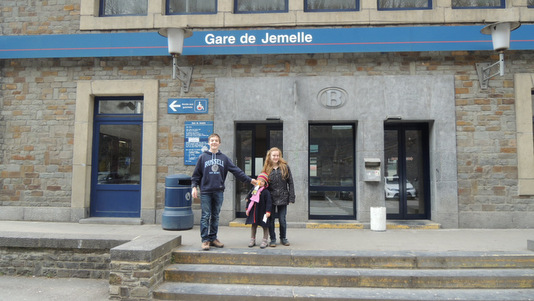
left=204, top=31, right=313, bottom=45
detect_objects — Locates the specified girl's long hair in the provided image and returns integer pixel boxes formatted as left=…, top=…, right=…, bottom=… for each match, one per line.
left=263, top=147, right=289, bottom=179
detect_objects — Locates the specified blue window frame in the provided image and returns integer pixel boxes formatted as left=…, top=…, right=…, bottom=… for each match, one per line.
left=304, top=0, right=359, bottom=12
left=452, top=0, right=505, bottom=9
left=166, top=0, right=217, bottom=15
left=234, top=0, right=288, bottom=13
left=99, top=0, right=147, bottom=16
left=377, top=0, right=431, bottom=10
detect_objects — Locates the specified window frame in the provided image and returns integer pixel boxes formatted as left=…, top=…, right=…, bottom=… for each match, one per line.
left=99, top=0, right=148, bottom=16
left=304, top=0, right=359, bottom=12
left=377, top=0, right=432, bottom=11
left=451, top=0, right=505, bottom=9
left=233, top=0, right=289, bottom=14
left=165, top=0, right=218, bottom=15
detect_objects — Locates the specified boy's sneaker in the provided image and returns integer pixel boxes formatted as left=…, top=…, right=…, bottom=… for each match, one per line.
left=269, top=240, right=276, bottom=247
left=201, top=241, right=210, bottom=251
left=248, top=238, right=256, bottom=248
left=210, top=239, right=224, bottom=248
left=281, top=238, right=290, bottom=246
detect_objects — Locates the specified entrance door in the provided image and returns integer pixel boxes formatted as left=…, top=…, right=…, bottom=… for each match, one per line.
left=309, top=124, right=356, bottom=219
left=235, top=123, right=283, bottom=218
left=90, top=97, right=143, bottom=217
left=384, top=123, right=430, bottom=219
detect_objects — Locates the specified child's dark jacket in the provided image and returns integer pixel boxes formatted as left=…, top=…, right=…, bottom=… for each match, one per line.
left=245, top=188, right=272, bottom=228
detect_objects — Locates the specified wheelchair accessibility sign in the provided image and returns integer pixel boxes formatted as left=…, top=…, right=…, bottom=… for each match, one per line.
left=168, top=98, right=208, bottom=114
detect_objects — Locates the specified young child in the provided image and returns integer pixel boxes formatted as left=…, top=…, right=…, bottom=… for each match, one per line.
left=245, top=172, right=272, bottom=248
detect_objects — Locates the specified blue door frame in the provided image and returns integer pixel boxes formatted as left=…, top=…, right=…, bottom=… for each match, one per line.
left=90, top=97, right=143, bottom=217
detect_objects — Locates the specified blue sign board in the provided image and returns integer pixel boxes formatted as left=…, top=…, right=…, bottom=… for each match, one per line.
left=184, top=121, right=213, bottom=166
left=2, top=25, right=534, bottom=59
left=168, top=98, right=208, bottom=114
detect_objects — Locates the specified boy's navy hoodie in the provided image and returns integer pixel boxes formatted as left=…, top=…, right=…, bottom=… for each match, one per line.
left=191, top=150, right=252, bottom=193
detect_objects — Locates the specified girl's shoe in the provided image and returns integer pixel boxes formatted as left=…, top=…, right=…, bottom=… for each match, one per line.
left=260, top=239, right=268, bottom=249
left=248, top=238, right=256, bottom=248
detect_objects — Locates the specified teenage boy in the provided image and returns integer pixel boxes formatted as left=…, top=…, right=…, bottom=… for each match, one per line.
left=192, top=133, right=257, bottom=251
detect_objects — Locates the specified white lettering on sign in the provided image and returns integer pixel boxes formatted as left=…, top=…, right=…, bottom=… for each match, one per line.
left=261, top=32, right=313, bottom=44
left=205, top=33, right=236, bottom=45
left=204, top=31, right=313, bottom=46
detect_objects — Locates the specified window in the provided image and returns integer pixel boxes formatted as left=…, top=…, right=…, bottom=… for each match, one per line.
left=304, top=0, right=359, bottom=12
left=452, top=0, right=505, bottom=8
left=234, top=0, right=288, bottom=13
left=166, top=0, right=217, bottom=14
left=100, top=0, right=147, bottom=16
left=378, top=0, right=431, bottom=10
left=529, top=0, right=534, bottom=7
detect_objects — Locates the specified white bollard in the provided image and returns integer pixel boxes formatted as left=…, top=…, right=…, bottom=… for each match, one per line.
left=370, top=207, right=386, bottom=231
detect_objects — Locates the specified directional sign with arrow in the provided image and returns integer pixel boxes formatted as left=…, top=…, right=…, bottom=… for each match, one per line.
left=167, top=98, right=208, bottom=114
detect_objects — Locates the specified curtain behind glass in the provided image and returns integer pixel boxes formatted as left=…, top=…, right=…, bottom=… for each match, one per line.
left=168, top=0, right=217, bottom=14
left=235, top=0, right=287, bottom=12
left=378, top=0, right=430, bottom=9
left=306, top=0, right=358, bottom=10
left=101, top=0, right=147, bottom=16
left=452, top=0, right=503, bottom=7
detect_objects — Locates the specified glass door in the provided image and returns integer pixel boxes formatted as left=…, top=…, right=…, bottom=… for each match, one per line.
left=90, top=97, right=143, bottom=217
left=309, top=124, right=355, bottom=219
left=235, top=123, right=283, bottom=218
left=384, top=123, right=430, bottom=219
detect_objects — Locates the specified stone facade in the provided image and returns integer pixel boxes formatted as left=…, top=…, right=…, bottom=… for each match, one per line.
left=2, top=1, right=534, bottom=228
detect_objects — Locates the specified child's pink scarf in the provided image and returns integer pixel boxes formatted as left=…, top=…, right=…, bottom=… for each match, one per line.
left=246, top=186, right=264, bottom=215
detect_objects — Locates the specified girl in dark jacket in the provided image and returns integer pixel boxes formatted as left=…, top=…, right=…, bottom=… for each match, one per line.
left=245, top=172, right=272, bottom=249
left=262, top=147, right=295, bottom=247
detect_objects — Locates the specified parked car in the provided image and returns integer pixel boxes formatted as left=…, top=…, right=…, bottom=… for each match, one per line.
left=385, top=176, right=416, bottom=199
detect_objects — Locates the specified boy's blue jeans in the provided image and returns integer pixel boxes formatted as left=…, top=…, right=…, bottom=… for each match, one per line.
left=200, top=191, right=224, bottom=243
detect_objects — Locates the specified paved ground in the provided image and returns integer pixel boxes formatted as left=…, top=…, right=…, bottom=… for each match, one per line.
left=1, top=221, right=533, bottom=300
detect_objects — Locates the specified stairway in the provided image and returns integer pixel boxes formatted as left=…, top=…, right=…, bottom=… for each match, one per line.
left=153, top=248, right=534, bottom=300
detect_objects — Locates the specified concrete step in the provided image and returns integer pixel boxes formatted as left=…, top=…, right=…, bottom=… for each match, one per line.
left=153, top=283, right=534, bottom=301
left=164, top=263, right=534, bottom=289
left=173, top=247, right=534, bottom=269
left=153, top=248, right=534, bottom=300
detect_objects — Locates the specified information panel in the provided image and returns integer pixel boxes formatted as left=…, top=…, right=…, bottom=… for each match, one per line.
left=184, top=121, right=213, bottom=166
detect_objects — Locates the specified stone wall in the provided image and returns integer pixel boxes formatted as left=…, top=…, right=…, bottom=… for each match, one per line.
left=1, top=50, right=534, bottom=227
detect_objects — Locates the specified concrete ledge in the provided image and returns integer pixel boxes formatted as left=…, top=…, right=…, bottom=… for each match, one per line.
left=110, top=235, right=181, bottom=262
left=0, top=232, right=128, bottom=249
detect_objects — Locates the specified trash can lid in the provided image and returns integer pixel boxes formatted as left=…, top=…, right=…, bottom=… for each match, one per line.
left=165, top=174, right=192, bottom=187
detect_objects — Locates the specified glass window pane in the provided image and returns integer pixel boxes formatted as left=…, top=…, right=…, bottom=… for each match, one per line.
left=378, top=0, right=430, bottom=10
left=98, top=100, right=143, bottom=115
left=528, top=0, right=534, bottom=7
left=235, top=0, right=288, bottom=13
left=167, top=0, right=217, bottom=14
left=97, top=124, right=142, bottom=185
left=384, top=130, right=400, bottom=214
left=452, top=0, right=504, bottom=8
left=100, top=0, right=147, bottom=16
left=309, top=124, right=355, bottom=218
left=305, top=0, right=358, bottom=11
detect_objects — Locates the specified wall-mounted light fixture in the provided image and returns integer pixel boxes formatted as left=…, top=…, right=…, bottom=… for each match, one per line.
left=476, top=22, right=520, bottom=90
left=158, top=28, right=193, bottom=93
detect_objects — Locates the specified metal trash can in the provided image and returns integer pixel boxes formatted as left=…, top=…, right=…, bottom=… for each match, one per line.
left=162, top=174, right=194, bottom=230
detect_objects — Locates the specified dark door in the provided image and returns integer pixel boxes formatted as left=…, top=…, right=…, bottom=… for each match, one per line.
left=90, top=97, right=143, bottom=217
left=384, top=123, right=430, bottom=219
left=235, top=123, right=283, bottom=218
left=308, top=124, right=356, bottom=219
